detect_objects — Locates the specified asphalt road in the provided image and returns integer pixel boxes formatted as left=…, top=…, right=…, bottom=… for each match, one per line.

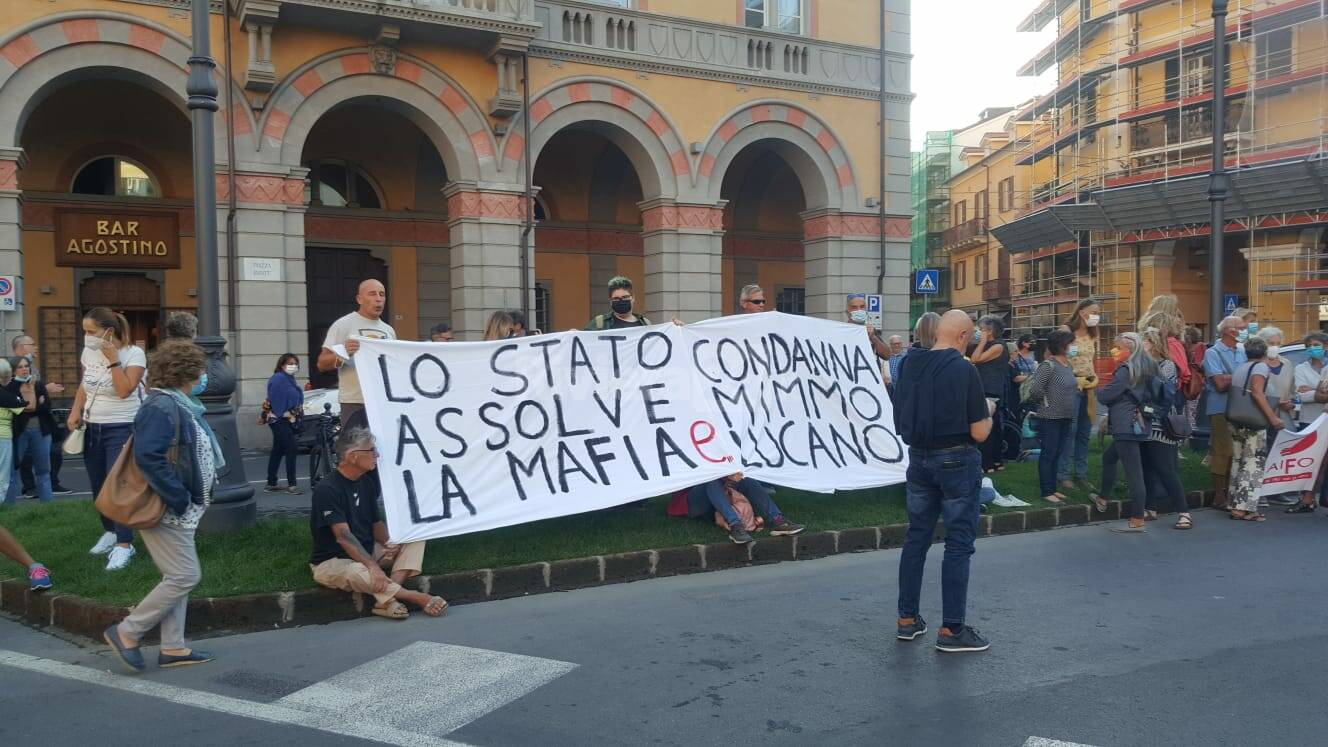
left=3, top=506, right=1328, bottom=745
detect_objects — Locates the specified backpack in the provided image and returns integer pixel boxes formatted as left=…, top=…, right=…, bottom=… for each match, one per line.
left=592, top=314, right=651, bottom=330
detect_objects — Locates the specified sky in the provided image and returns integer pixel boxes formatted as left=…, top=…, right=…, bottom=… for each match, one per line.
left=909, top=1, right=1057, bottom=147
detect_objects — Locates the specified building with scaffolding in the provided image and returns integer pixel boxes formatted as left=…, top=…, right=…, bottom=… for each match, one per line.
left=992, top=0, right=1328, bottom=343
left=909, top=109, right=1016, bottom=325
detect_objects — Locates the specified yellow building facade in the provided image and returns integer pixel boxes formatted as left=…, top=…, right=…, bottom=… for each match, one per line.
left=0, top=0, right=912, bottom=445
left=994, top=0, right=1328, bottom=342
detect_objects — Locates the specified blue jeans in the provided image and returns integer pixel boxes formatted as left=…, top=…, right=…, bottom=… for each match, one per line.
left=86, top=422, right=134, bottom=543
left=0, top=439, right=12, bottom=503
left=1057, top=391, right=1091, bottom=482
left=6, top=426, right=52, bottom=504
left=1037, top=417, right=1072, bottom=497
left=897, top=445, right=982, bottom=629
left=687, top=478, right=782, bottom=527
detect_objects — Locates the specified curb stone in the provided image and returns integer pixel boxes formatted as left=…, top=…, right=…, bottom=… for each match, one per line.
left=0, top=491, right=1216, bottom=642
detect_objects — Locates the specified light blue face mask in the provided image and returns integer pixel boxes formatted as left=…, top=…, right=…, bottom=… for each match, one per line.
left=191, top=373, right=208, bottom=397
left=973, top=329, right=982, bottom=344
left=1309, top=346, right=1326, bottom=361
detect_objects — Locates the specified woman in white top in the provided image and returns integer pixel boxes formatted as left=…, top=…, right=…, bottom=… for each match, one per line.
left=67, top=307, right=147, bottom=571
left=1255, top=327, right=1296, bottom=430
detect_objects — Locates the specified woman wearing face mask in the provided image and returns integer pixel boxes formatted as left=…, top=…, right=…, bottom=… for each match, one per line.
left=4, top=357, right=55, bottom=504
left=104, top=340, right=222, bottom=674
left=68, top=307, right=147, bottom=571
left=1288, top=332, right=1328, bottom=514
left=1027, top=329, right=1079, bottom=505
left=1057, top=299, right=1101, bottom=492
left=1226, top=336, right=1281, bottom=522
left=264, top=353, right=304, bottom=495
left=971, top=315, right=1009, bottom=473
left=1087, top=334, right=1135, bottom=513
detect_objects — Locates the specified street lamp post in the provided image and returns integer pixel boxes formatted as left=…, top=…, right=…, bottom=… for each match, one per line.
left=188, top=0, right=255, bottom=530
left=1207, top=0, right=1230, bottom=336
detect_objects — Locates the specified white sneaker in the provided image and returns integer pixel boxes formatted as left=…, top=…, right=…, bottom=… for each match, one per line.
left=89, top=532, right=118, bottom=556
left=105, top=545, right=136, bottom=571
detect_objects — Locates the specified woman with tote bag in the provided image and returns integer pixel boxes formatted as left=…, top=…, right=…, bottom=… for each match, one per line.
left=1224, top=336, right=1283, bottom=522
left=103, top=340, right=223, bottom=674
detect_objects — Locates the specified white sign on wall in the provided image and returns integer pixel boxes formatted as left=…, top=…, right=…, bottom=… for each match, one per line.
left=240, top=257, right=283, bottom=282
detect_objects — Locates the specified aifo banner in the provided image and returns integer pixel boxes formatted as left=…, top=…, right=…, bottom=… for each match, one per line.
left=356, top=312, right=907, bottom=542
left=1258, top=414, right=1328, bottom=498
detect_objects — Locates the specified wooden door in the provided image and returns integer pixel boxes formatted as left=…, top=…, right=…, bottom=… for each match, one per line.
left=305, top=247, right=388, bottom=390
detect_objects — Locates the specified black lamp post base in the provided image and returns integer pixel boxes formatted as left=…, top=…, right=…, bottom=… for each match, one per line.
left=198, top=498, right=257, bottom=533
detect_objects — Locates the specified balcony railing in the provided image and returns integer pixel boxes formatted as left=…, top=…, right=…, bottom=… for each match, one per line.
left=941, top=217, right=987, bottom=252
left=982, top=277, right=1012, bottom=303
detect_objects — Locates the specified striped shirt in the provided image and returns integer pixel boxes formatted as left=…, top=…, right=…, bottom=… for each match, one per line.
left=1028, top=359, right=1079, bottom=420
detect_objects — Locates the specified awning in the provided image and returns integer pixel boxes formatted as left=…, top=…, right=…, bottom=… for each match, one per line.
left=992, top=154, right=1328, bottom=253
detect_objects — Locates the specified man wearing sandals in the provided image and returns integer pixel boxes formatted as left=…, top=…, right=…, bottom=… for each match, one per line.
left=309, top=428, right=447, bottom=620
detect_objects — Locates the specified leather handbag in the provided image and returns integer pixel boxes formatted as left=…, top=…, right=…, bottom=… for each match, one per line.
left=1225, top=362, right=1272, bottom=429
left=94, top=408, right=180, bottom=529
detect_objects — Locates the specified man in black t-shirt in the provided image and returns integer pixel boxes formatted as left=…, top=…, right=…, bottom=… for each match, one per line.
left=309, top=428, right=447, bottom=620
left=891, top=309, right=993, bottom=654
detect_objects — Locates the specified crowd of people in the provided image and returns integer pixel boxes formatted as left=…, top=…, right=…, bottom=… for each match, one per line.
left=5, top=278, right=1328, bottom=667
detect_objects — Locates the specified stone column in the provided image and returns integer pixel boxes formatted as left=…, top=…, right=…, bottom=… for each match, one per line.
left=215, top=167, right=310, bottom=449
left=445, top=181, right=530, bottom=340
left=802, top=209, right=911, bottom=333
left=638, top=199, right=725, bottom=323
left=0, top=147, right=26, bottom=332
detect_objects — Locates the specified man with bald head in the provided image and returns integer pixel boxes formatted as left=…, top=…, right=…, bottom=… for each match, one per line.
left=318, top=278, right=396, bottom=429
left=892, top=309, right=992, bottom=653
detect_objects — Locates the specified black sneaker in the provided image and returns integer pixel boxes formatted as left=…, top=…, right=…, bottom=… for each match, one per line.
left=769, top=517, right=804, bottom=536
left=896, top=615, right=928, bottom=641
left=50, top=485, right=74, bottom=496
left=935, top=625, right=990, bottom=653
left=728, top=526, right=755, bottom=544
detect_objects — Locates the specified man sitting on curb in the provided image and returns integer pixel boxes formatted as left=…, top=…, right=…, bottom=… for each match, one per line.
left=309, top=427, right=447, bottom=620
left=686, top=472, right=804, bottom=544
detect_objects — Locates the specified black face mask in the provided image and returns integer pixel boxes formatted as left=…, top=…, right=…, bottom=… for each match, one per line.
left=611, top=298, right=632, bottom=315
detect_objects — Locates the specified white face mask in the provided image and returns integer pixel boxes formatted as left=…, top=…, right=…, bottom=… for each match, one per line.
left=1068, top=344, right=1080, bottom=357
left=284, top=364, right=299, bottom=375
left=1085, top=314, right=1101, bottom=327
left=849, top=310, right=868, bottom=324
left=84, top=335, right=104, bottom=351
left=1266, top=345, right=1280, bottom=359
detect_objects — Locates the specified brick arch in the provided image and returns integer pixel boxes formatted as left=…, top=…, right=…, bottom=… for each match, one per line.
left=0, top=12, right=258, bottom=157
left=700, top=101, right=857, bottom=211
left=501, top=78, right=687, bottom=200
left=259, top=50, right=493, bottom=182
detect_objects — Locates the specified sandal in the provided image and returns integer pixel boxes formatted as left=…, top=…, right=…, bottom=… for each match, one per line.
left=1174, top=514, right=1193, bottom=530
left=423, top=596, right=449, bottom=617
left=372, top=601, right=410, bottom=620
left=1088, top=493, right=1107, bottom=513
left=1144, top=510, right=1159, bottom=522
left=1042, top=495, right=1066, bottom=505
left=1229, top=511, right=1266, bottom=522
left=1053, top=492, right=1068, bottom=500
left=1111, top=522, right=1147, bottom=533
left=1286, top=502, right=1315, bottom=514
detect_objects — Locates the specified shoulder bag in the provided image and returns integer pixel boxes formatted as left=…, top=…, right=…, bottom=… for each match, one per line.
left=62, top=380, right=99, bottom=456
left=94, top=403, right=181, bottom=529
left=1225, top=362, right=1273, bottom=429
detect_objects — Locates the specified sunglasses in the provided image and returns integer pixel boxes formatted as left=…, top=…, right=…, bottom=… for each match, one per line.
left=746, top=299, right=766, bottom=306
left=350, top=448, right=379, bottom=456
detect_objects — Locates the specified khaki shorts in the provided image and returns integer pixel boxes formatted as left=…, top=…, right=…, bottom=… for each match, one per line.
left=311, top=541, right=426, bottom=607
left=1209, top=413, right=1233, bottom=476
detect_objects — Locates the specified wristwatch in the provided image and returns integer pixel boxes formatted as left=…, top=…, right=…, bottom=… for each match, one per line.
left=107, top=362, right=121, bottom=369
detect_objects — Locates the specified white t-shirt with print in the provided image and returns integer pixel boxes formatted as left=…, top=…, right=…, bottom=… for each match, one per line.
left=82, top=345, right=147, bottom=424
left=322, top=312, right=396, bottom=404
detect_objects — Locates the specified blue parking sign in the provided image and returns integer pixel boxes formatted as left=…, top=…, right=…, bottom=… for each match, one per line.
left=915, top=269, right=939, bottom=295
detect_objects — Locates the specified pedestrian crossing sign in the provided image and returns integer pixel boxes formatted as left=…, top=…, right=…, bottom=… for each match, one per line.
left=1224, top=294, right=1239, bottom=316
left=915, top=269, right=939, bottom=295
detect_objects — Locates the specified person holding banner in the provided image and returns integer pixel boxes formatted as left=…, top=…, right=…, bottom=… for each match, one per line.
left=1288, top=332, right=1328, bottom=514
left=429, top=322, right=454, bottom=343
left=309, top=428, right=447, bottom=620
left=1226, top=337, right=1283, bottom=522
left=893, top=309, right=992, bottom=654
left=586, top=276, right=651, bottom=330
left=317, top=279, right=396, bottom=430
left=484, top=311, right=518, bottom=341
left=737, top=284, right=767, bottom=314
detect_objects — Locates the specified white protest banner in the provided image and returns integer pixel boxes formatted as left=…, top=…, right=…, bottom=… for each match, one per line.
left=357, top=324, right=736, bottom=542
left=1258, top=413, right=1328, bottom=497
left=357, top=313, right=908, bottom=543
left=686, top=312, right=907, bottom=491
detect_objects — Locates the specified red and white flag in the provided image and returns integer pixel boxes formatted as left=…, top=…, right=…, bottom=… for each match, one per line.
left=1259, top=414, right=1328, bottom=497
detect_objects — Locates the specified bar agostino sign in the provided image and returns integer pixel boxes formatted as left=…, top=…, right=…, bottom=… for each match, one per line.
left=358, top=313, right=908, bottom=543
left=54, top=208, right=180, bottom=269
